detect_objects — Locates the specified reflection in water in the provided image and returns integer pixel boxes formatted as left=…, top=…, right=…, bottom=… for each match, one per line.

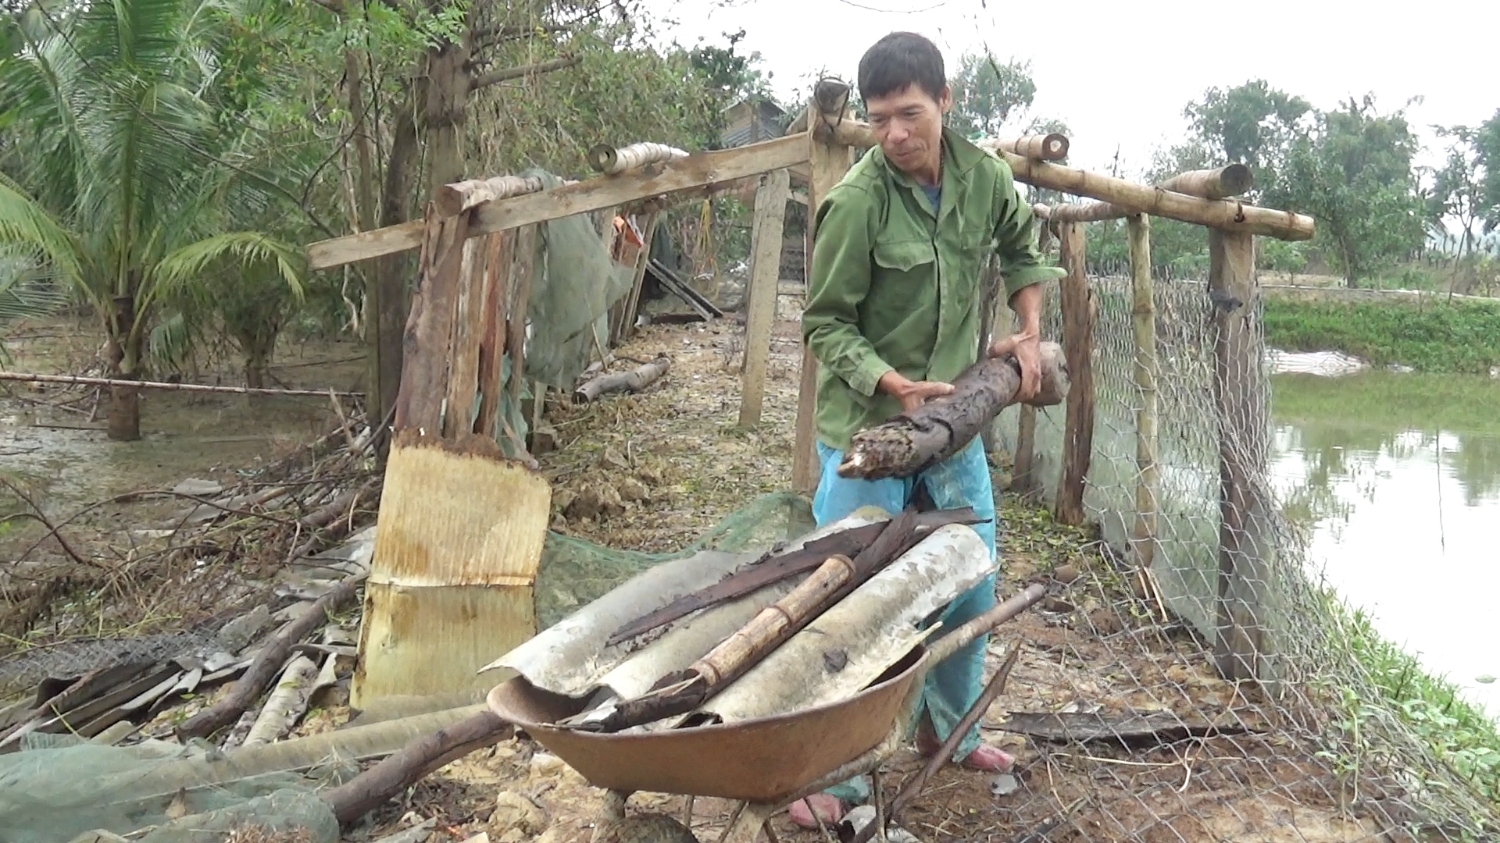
left=1271, top=371, right=1500, bottom=720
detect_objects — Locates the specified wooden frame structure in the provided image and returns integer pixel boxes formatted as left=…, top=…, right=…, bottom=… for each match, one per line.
left=307, top=77, right=1312, bottom=686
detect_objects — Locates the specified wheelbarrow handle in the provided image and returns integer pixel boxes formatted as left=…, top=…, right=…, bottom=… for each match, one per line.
left=924, top=582, right=1047, bottom=665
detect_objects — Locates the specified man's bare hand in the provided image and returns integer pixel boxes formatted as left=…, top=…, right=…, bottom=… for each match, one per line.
left=988, top=330, right=1042, bottom=403
left=877, top=370, right=955, bottom=412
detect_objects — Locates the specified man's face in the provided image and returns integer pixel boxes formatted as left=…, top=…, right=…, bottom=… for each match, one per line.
left=865, top=83, right=951, bottom=175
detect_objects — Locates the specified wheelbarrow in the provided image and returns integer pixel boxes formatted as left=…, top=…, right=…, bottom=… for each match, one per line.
left=487, top=581, right=1047, bottom=843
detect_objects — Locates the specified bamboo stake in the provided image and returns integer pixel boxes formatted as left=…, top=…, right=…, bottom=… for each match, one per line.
left=1128, top=215, right=1160, bottom=569
left=433, top=175, right=545, bottom=218
left=0, top=371, right=362, bottom=398
left=587, top=142, right=690, bottom=175
left=1054, top=222, right=1094, bottom=527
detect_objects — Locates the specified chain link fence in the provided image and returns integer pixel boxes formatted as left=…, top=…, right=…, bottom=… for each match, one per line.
left=984, top=266, right=1500, bottom=842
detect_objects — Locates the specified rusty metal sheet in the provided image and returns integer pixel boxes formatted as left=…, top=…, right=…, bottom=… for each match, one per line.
left=691, top=523, right=994, bottom=724
left=479, top=507, right=892, bottom=700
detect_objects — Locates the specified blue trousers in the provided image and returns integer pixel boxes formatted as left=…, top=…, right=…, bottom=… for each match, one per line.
left=814, top=436, right=999, bottom=787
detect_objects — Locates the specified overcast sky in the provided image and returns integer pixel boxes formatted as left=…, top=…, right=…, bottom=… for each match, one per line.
left=646, top=0, right=1499, bottom=179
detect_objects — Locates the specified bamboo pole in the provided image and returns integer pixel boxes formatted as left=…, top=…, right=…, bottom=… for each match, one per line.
left=1127, top=215, right=1159, bottom=569
left=739, top=168, right=791, bottom=427
left=0, top=371, right=362, bottom=398
left=828, top=122, right=1314, bottom=241
left=587, top=142, right=690, bottom=175
left=433, top=175, right=545, bottom=218
left=1158, top=164, right=1254, bottom=200
left=613, top=210, right=662, bottom=344
left=977, top=133, right=1070, bottom=161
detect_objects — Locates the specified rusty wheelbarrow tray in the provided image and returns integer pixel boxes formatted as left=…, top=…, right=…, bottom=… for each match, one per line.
left=486, top=583, right=1046, bottom=842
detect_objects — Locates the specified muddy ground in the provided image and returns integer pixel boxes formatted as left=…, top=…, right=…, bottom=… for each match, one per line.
left=0, top=305, right=1393, bottom=842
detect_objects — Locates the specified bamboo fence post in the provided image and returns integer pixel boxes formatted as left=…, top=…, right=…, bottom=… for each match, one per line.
left=507, top=225, right=537, bottom=406
left=1054, top=222, right=1094, bottom=526
left=792, top=83, right=856, bottom=495
left=739, top=168, right=792, bottom=427
left=474, top=231, right=515, bottom=439
left=441, top=235, right=489, bottom=438
left=1209, top=229, right=1271, bottom=683
left=1127, top=215, right=1159, bottom=569
left=613, top=211, right=662, bottom=344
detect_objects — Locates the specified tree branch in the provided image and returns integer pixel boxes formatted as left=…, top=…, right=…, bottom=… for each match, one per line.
left=469, top=55, right=581, bottom=92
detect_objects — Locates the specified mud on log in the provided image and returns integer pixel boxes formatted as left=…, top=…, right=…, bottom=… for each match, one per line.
left=573, top=355, right=671, bottom=404
left=837, top=343, right=1069, bottom=481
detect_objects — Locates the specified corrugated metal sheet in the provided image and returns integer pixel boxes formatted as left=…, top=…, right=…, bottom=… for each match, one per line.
left=482, top=509, right=997, bottom=732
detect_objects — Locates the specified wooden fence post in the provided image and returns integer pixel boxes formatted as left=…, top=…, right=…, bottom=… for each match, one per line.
left=1210, top=229, right=1271, bottom=682
left=739, top=168, right=791, bottom=427
left=792, top=83, right=855, bottom=495
left=1054, top=221, right=1094, bottom=526
left=1128, top=214, right=1159, bottom=568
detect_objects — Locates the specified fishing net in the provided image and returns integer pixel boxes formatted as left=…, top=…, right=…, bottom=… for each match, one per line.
left=515, top=169, right=638, bottom=392
left=534, top=491, right=815, bottom=630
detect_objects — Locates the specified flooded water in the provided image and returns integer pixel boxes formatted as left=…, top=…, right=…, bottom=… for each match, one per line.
left=1270, top=369, right=1500, bottom=719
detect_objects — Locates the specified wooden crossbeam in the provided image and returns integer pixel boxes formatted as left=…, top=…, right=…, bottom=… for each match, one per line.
left=307, top=133, right=811, bottom=271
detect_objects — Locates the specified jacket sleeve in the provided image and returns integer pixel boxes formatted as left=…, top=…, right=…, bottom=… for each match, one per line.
left=991, top=165, right=1065, bottom=300
left=801, top=184, right=892, bottom=398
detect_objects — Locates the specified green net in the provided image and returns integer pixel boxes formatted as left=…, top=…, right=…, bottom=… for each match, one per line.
left=0, top=734, right=342, bottom=843
left=534, top=491, right=815, bottom=630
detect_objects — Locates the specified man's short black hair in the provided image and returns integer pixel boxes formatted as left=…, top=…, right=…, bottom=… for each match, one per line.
left=857, top=32, right=947, bottom=103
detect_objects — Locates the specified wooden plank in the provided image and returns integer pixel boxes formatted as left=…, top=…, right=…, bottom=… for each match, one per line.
left=738, top=168, right=791, bottom=427
left=1128, top=215, right=1160, bottom=568
left=394, top=209, right=468, bottom=435
left=475, top=231, right=515, bottom=439
left=1210, top=229, right=1270, bottom=682
left=613, top=211, right=661, bottom=344
left=1054, top=222, right=1094, bottom=527
left=793, top=86, right=855, bottom=495
left=507, top=226, right=537, bottom=406
left=829, top=121, right=1314, bottom=241
left=307, top=134, right=811, bottom=271
left=442, top=236, right=487, bottom=438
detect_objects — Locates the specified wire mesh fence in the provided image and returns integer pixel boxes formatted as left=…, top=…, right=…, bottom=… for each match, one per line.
left=986, top=265, right=1500, bottom=842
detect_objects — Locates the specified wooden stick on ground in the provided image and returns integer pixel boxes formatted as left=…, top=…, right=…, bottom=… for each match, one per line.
left=0, top=371, right=362, bottom=398
left=837, top=342, right=1069, bottom=481
left=573, top=355, right=670, bottom=404
left=323, top=708, right=513, bottom=826
left=175, top=573, right=365, bottom=741
left=849, top=646, right=1022, bottom=843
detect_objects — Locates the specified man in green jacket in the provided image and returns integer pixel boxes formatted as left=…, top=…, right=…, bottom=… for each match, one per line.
left=791, top=31, right=1063, bottom=829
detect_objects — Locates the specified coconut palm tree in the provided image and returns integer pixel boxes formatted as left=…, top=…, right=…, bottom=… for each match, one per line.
left=0, top=0, right=303, bottom=440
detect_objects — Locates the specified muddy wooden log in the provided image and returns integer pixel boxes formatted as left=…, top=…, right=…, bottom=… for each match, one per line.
left=587, top=142, right=690, bottom=175
left=573, top=355, right=671, bottom=404
left=836, top=342, right=1068, bottom=482
left=1158, top=164, right=1254, bottom=200
left=433, top=175, right=545, bottom=218
left=829, top=121, right=1314, bottom=241
left=1055, top=223, right=1095, bottom=527
left=323, top=708, right=513, bottom=826
left=176, top=573, right=365, bottom=741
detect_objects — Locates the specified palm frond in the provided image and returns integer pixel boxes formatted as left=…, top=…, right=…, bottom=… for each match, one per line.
left=0, top=172, right=88, bottom=294
left=149, top=230, right=306, bottom=312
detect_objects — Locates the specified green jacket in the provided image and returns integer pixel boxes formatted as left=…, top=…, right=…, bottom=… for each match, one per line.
left=802, top=126, right=1064, bottom=451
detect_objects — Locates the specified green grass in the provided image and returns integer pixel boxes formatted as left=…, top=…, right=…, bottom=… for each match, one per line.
left=1263, top=297, right=1500, bottom=374
left=1329, top=593, right=1500, bottom=818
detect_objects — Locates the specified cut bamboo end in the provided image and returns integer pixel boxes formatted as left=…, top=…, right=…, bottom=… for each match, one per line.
left=434, top=175, right=546, bottom=218
left=587, top=142, right=690, bottom=175
left=980, top=133, right=1070, bottom=161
